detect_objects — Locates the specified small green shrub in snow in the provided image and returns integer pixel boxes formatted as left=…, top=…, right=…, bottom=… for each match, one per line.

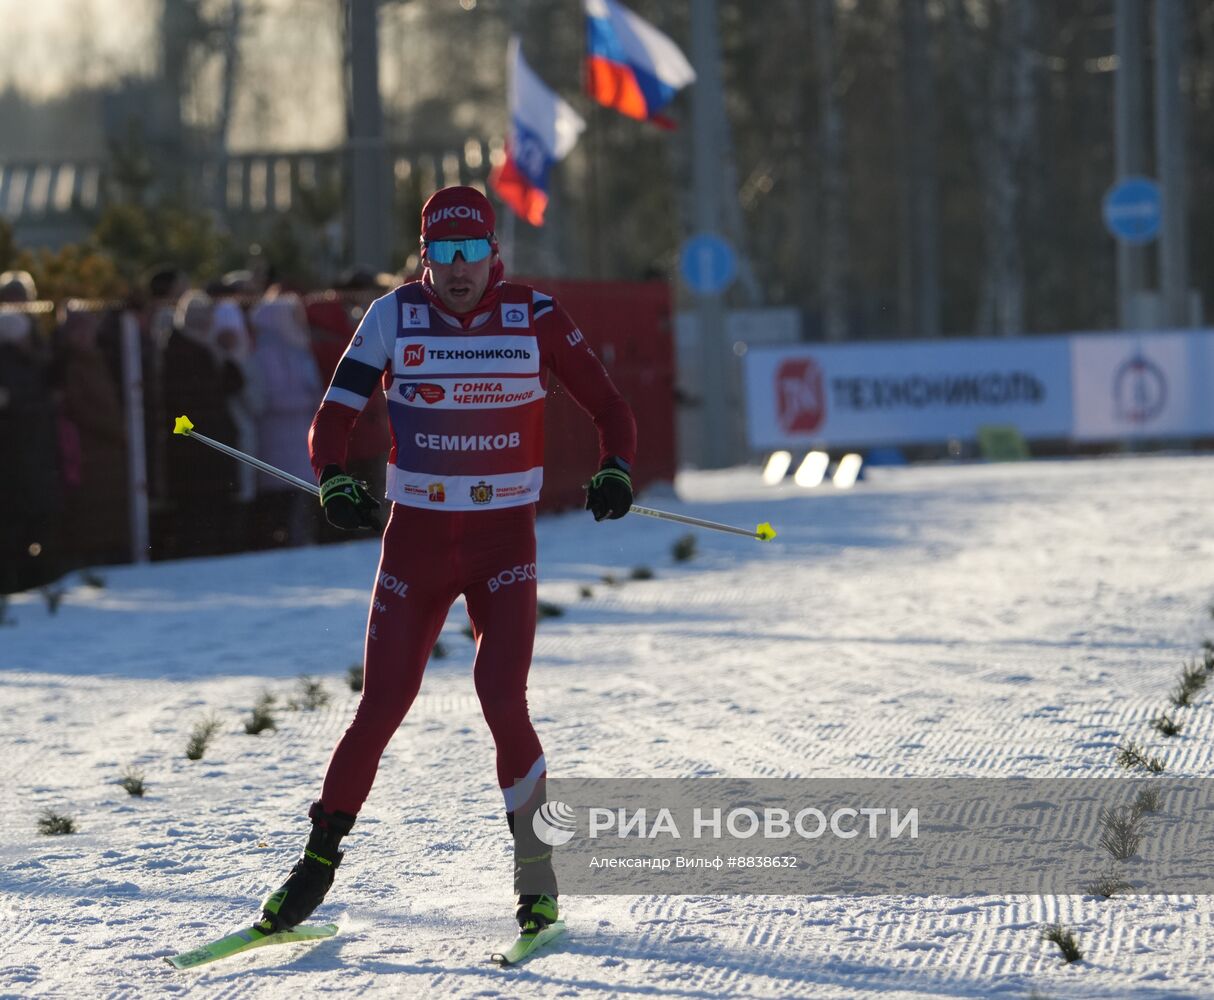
left=1041, top=923, right=1083, bottom=964
left=185, top=714, right=222, bottom=760
left=244, top=693, right=277, bottom=735
left=1083, top=867, right=1132, bottom=899
left=38, top=810, right=76, bottom=835
left=1115, top=741, right=1165, bottom=774
left=538, top=601, right=565, bottom=620
left=1098, top=805, right=1142, bottom=862
left=1170, top=661, right=1208, bottom=708
left=1150, top=713, right=1182, bottom=737
left=1133, top=785, right=1163, bottom=816
left=41, top=586, right=65, bottom=615
left=119, top=767, right=146, bottom=797
left=671, top=533, right=697, bottom=563
left=289, top=676, right=329, bottom=711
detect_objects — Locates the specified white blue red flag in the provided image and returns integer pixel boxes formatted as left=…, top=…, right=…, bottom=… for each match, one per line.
left=583, top=0, right=696, bottom=126
left=490, top=36, right=586, bottom=227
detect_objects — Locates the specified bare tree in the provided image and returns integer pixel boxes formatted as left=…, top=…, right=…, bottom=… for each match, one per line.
left=811, top=0, right=849, bottom=341
left=898, top=0, right=941, bottom=338
left=948, top=0, right=1038, bottom=336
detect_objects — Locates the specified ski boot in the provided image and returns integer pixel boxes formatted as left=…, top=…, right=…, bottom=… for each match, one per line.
left=508, top=806, right=559, bottom=930
left=260, top=801, right=355, bottom=931
left=515, top=892, right=559, bottom=931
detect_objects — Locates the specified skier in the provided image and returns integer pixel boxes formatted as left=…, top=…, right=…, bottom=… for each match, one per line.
left=261, top=185, right=637, bottom=938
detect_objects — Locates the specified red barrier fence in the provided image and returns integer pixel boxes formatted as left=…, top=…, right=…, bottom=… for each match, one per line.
left=0, top=280, right=676, bottom=583
left=528, top=279, right=677, bottom=513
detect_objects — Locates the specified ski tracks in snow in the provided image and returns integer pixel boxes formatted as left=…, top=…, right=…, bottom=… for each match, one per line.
left=4, top=458, right=1214, bottom=996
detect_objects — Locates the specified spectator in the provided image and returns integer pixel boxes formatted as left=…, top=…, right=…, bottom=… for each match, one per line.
left=249, top=290, right=322, bottom=547
left=306, top=270, right=391, bottom=517
left=160, top=290, right=242, bottom=559
left=211, top=293, right=262, bottom=540
left=145, top=266, right=191, bottom=350
left=0, top=270, right=39, bottom=355
left=141, top=265, right=192, bottom=513
left=0, top=269, right=38, bottom=304
left=0, top=283, right=62, bottom=600
left=55, top=307, right=130, bottom=568
left=218, top=269, right=259, bottom=297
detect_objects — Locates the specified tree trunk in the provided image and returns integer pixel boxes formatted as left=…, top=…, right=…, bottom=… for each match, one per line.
left=214, top=0, right=243, bottom=212
left=989, top=0, right=1036, bottom=335
left=812, top=0, right=848, bottom=341
left=948, top=0, right=1037, bottom=336
left=898, top=0, right=941, bottom=338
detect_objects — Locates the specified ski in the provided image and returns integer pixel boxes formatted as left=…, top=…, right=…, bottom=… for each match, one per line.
left=490, top=920, right=566, bottom=967
left=165, top=921, right=339, bottom=970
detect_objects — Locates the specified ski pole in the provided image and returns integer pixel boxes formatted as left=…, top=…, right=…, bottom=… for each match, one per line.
left=175, top=414, right=777, bottom=541
left=173, top=415, right=321, bottom=497
left=628, top=504, right=777, bottom=542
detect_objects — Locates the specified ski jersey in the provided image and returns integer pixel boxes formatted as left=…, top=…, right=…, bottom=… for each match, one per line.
left=310, top=279, right=636, bottom=511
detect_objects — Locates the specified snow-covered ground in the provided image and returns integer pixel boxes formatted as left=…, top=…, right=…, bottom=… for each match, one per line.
left=3, top=455, right=1214, bottom=999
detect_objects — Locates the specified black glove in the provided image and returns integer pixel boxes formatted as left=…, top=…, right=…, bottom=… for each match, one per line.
left=319, top=464, right=381, bottom=531
left=585, top=457, right=633, bottom=521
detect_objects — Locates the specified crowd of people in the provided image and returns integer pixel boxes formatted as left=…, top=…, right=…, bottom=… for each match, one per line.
left=0, top=265, right=393, bottom=600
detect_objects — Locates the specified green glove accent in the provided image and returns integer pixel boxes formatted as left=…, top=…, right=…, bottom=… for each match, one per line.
left=585, top=463, right=633, bottom=521
left=319, top=465, right=381, bottom=531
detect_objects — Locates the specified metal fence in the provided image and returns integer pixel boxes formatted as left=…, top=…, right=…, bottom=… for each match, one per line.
left=1, top=137, right=506, bottom=247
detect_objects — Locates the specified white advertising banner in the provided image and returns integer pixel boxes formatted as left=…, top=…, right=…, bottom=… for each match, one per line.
left=744, top=338, right=1073, bottom=449
left=1070, top=332, right=1214, bottom=440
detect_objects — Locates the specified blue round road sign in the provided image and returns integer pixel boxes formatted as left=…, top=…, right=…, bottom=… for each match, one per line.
left=680, top=233, right=737, bottom=295
left=1103, top=176, right=1161, bottom=244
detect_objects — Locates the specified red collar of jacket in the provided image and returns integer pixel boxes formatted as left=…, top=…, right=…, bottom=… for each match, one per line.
left=420, top=258, right=507, bottom=329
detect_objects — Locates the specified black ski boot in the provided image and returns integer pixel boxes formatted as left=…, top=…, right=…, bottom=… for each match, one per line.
left=260, top=801, right=355, bottom=931
left=508, top=807, right=559, bottom=930
left=515, top=892, right=559, bottom=931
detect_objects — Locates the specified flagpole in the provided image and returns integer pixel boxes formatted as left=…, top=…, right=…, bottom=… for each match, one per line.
left=592, top=103, right=606, bottom=279
left=502, top=198, right=516, bottom=272
left=690, top=0, right=730, bottom=469
left=500, top=26, right=519, bottom=273
left=584, top=61, right=605, bottom=279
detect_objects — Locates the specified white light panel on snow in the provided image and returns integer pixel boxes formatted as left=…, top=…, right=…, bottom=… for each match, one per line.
left=832, top=453, right=863, bottom=489
left=793, top=451, right=830, bottom=488
left=762, top=451, right=792, bottom=485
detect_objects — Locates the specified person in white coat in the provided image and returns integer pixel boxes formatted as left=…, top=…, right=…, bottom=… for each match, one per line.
left=249, top=291, right=322, bottom=547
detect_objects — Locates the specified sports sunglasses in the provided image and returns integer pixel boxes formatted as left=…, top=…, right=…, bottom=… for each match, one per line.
left=424, top=237, right=493, bottom=265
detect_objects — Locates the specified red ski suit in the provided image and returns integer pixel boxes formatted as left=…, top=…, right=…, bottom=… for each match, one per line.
left=309, top=269, right=635, bottom=819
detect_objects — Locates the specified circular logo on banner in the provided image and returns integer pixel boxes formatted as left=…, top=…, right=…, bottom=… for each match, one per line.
left=775, top=357, right=825, bottom=434
left=1113, top=352, right=1167, bottom=424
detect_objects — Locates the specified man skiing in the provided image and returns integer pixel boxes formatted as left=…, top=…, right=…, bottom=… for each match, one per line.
left=260, top=185, right=636, bottom=939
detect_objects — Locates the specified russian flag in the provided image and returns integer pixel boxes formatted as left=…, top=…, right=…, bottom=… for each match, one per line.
left=584, top=0, right=696, bottom=125
left=490, top=36, right=586, bottom=227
